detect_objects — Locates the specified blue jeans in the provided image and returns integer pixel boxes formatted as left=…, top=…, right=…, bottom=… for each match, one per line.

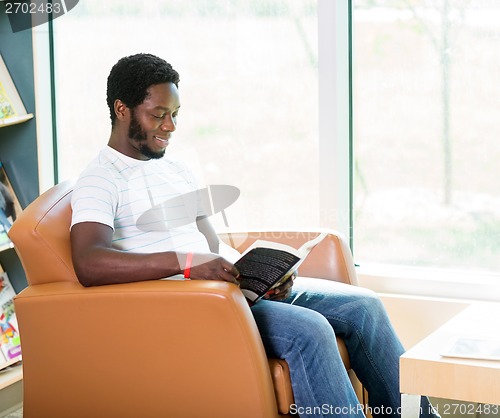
left=251, top=277, right=440, bottom=418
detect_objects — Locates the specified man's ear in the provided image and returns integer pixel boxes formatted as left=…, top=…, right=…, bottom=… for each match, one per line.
left=114, top=99, right=130, bottom=122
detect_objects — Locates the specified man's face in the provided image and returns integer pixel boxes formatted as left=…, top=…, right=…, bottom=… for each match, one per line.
left=125, top=83, right=180, bottom=160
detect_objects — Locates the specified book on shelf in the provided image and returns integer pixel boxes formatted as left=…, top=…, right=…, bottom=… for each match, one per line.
left=0, top=53, right=32, bottom=127
left=0, top=80, right=17, bottom=119
left=234, top=232, right=328, bottom=304
left=0, top=230, right=12, bottom=252
left=0, top=161, right=22, bottom=232
left=0, top=161, right=22, bottom=248
left=0, top=272, right=21, bottom=369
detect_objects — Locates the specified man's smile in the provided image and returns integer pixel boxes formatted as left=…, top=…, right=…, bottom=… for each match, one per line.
left=153, top=134, right=170, bottom=145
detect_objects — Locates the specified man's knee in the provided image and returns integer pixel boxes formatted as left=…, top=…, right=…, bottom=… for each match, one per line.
left=292, top=308, right=337, bottom=349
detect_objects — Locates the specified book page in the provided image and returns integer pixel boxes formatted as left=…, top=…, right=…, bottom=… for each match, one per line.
left=243, top=238, right=302, bottom=258
left=236, top=247, right=300, bottom=302
left=243, top=232, right=328, bottom=258
left=298, top=232, right=328, bottom=255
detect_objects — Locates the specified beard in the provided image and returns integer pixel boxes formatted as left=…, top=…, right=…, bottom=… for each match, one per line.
left=128, top=110, right=166, bottom=160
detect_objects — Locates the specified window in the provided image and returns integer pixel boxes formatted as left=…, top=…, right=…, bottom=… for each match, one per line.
left=52, top=0, right=319, bottom=231
left=43, top=0, right=499, bottom=297
left=353, top=0, right=500, bottom=276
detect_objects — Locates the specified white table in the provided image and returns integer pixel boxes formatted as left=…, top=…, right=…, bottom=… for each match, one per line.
left=400, top=303, right=500, bottom=418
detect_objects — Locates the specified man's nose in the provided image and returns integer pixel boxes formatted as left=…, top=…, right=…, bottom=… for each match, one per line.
left=161, top=115, right=176, bottom=131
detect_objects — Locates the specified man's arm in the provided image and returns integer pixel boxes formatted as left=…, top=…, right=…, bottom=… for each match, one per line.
left=196, top=215, right=219, bottom=253
left=70, top=221, right=239, bottom=287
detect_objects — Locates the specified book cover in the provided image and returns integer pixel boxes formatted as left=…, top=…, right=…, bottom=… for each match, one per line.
left=0, top=80, right=17, bottom=119
left=0, top=53, right=28, bottom=123
left=0, top=161, right=22, bottom=233
left=0, top=272, right=22, bottom=368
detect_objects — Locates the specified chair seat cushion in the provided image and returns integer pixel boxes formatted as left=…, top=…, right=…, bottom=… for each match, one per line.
left=268, top=337, right=350, bottom=414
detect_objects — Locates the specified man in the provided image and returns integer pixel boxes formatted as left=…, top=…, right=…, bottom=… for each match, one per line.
left=71, top=53, right=439, bottom=418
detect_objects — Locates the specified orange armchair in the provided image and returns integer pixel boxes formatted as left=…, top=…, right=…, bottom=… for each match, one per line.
left=9, top=180, right=362, bottom=418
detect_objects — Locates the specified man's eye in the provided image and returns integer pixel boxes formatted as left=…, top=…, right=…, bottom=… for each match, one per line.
left=153, top=114, right=165, bottom=119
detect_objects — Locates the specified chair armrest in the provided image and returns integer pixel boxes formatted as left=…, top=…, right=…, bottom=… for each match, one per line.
left=15, top=280, right=279, bottom=418
left=219, top=229, right=358, bottom=285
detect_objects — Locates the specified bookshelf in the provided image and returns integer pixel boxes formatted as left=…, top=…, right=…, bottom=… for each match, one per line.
left=0, top=113, right=33, bottom=128
left=0, top=9, right=39, bottom=414
left=0, top=361, right=22, bottom=418
left=0, top=47, right=25, bottom=374
left=0, top=361, right=22, bottom=391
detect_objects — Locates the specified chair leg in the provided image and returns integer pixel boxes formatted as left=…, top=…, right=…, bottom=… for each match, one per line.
left=348, top=370, right=373, bottom=418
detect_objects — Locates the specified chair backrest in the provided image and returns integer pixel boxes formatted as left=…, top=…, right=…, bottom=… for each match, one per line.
left=8, top=179, right=78, bottom=286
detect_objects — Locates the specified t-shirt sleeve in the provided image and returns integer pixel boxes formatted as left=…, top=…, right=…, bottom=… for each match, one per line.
left=70, top=166, right=119, bottom=230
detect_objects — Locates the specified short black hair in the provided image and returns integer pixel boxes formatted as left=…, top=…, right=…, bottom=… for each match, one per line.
left=106, top=53, right=180, bottom=125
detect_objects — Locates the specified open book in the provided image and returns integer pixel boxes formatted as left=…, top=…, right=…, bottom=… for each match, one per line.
left=234, top=232, right=327, bottom=304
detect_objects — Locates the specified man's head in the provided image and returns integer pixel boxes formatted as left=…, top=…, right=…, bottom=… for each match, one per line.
left=107, top=54, right=181, bottom=160
left=107, top=53, right=180, bottom=126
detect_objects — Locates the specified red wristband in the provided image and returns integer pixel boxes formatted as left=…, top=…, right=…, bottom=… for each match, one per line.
left=183, top=252, right=193, bottom=279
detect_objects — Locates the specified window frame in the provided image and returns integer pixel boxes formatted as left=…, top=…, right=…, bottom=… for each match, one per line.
left=318, top=0, right=353, bottom=246
left=32, top=25, right=56, bottom=193
left=34, top=0, right=500, bottom=302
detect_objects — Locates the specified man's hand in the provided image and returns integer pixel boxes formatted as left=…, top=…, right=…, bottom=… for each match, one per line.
left=263, top=271, right=296, bottom=301
left=188, top=253, right=240, bottom=284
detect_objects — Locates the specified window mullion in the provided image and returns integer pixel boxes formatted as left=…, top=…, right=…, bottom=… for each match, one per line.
left=318, top=0, right=352, bottom=247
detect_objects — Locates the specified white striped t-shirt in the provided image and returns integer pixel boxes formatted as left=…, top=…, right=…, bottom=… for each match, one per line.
left=71, top=146, right=211, bottom=254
